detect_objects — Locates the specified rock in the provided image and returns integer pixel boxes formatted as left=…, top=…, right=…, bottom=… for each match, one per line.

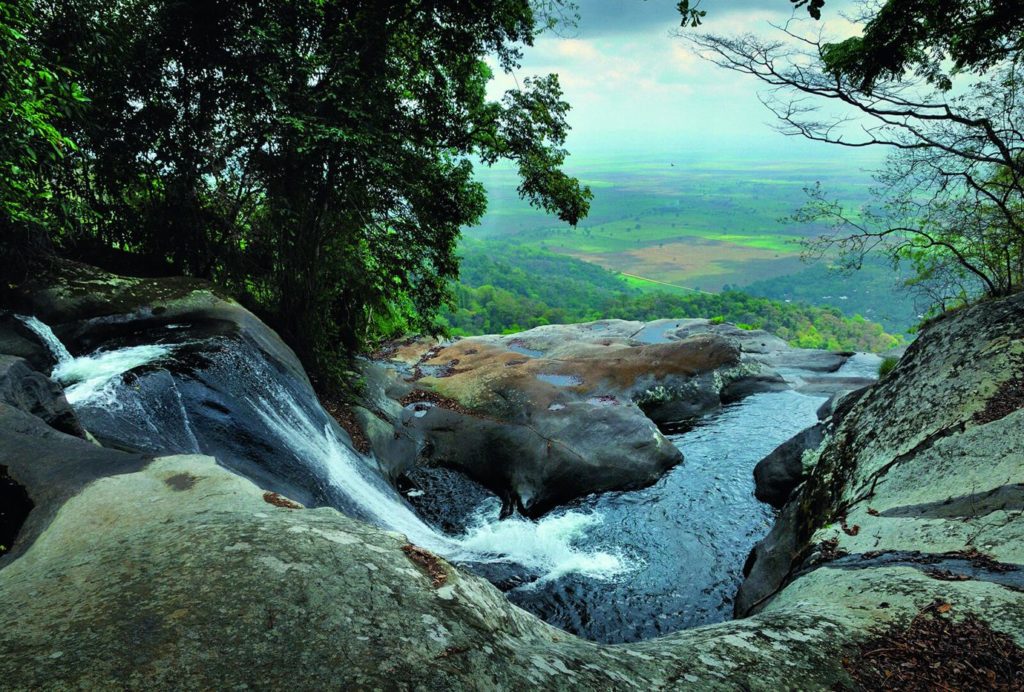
left=0, top=403, right=146, bottom=562
left=815, top=385, right=870, bottom=421
left=361, top=323, right=767, bottom=516
left=753, top=423, right=824, bottom=508
left=399, top=466, right=497, bottom=535
left=402, top=398, right=681, bottom=517
left=0, top=313, right=55, bottom=372
left=11, top=260, right=311, bottom=390
left=4, top=262, right=361, bottom=510
left=0, top=464, right=31, bottom=558
left=737, top=291, right=1024, bottom=625
left=360, top=317, right=876, bottom=517
left=2, top=270, right=1020, bottom=689
left=0, top=356, right=84, bottom=438
left=0, top=449, right=875, bottom=690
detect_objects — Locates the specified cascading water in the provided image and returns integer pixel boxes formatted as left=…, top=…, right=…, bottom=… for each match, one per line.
left=250, top=377, right=625, bottom=580
left=19, top=315, right=625, bottom=585
left=17, top=313, right=854, bottom=642
left=17, top=315, right=73, bottom=363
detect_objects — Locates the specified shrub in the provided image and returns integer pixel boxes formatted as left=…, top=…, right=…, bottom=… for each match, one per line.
left=878, top=355, right=900, bottom=378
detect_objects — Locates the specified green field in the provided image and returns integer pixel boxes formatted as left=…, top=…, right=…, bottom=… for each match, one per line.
left=470, top=154, right=877, bottom=291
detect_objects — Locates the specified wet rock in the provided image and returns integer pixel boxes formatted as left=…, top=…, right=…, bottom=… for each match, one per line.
left=753, top=423, right=824, bottom=508
left=0, top=313, right=55, bottom=372
left=399, top=466, right=496, bottom=535
left=0, top=356, right=84, bottom=438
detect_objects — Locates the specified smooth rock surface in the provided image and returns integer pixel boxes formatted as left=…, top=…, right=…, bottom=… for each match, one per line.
left=0, top=452, right=861, bottom=690
left=737, top=292, right=1024, bottom=636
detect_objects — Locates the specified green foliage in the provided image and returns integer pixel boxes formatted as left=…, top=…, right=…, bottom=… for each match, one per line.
left=878, top=355, right=899, bottom=378
left=819, top=1, right=1024, bottom=92
left=743, top=256, right=920, bottom=335
left=443, top=242, right=903, bottom=352
left=690, top=6, right=1024, bottom=321
left=0, top=0, right=86, bottom=283
left=30, top=0, right=589, bottom=385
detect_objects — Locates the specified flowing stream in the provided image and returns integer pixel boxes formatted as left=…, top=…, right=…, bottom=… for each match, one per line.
left=18, top=315, right=851, bottom=642
left=17, top=316, right=625, bottom=584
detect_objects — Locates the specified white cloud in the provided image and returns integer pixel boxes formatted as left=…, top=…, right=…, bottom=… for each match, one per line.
left=484, top=3, right=869, bottom=159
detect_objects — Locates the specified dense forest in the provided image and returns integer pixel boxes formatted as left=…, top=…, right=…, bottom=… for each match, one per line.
left=741, top=258, right=919, bottom=335
left=443, top=243, right=902, bottom=351
left=0, top=0, right=591, bottom=388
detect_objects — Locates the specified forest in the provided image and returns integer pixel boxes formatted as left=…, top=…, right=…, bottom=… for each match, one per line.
left=444, top=242, right=902, bottom=351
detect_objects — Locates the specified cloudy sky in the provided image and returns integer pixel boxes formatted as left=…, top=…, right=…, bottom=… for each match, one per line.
left=487, top=0, right=870, bottom=162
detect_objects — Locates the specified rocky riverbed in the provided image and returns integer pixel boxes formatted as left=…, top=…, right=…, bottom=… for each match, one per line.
left=1, top=263, right=1021, bottom=689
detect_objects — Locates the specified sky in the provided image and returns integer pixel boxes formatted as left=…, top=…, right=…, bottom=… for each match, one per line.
left=486, top=0, right=874, bottom=164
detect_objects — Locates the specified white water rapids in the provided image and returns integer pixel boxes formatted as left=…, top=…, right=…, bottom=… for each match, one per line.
left=17, top=315, right=627, bottom=584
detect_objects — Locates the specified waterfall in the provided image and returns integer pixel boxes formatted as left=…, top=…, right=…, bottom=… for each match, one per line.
left=17, top=315, right=73, bottom=363
left=53, top=345, right=175, bottom=405
left=250, top=378, right=627, bottom=582
left=24, top=315, right=627, bottom=584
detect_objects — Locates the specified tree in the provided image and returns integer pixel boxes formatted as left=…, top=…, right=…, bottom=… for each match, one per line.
left=685, top=0, right=1024, bottom=90
left=34, top=0, right=591, bottom=383
left=683, top=11, right=1024, bottom=312
left=818, top=0, right=1024, bottom=92
left=0, top=0, right=85, bottom=284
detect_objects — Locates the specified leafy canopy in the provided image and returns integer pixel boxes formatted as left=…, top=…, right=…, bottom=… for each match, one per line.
left=27, top=0, right=591, bottom=383
left=0, top=0, right=86, bottom=279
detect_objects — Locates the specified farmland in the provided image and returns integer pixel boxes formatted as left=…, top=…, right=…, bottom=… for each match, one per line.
left=469, top=153, right=877, bottom=292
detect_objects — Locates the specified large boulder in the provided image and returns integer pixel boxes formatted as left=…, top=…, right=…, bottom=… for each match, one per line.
left=0, top=449, right=869, bottom=690
left=0, top=356, right=84, bottom=438
left=360, top=322, right=764, bottom=516
left=359, top=318, right=876, bottom=517
left=752, top=422, right=824, bottom=509
left=9, top=260, right=311, bottom=390
left=737, top=292, right=1024, bottom=630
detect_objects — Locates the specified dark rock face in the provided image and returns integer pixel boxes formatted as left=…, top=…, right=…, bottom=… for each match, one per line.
left=0, top=314, right=54, bottom=372
left=0, top=356, right=84, bottom=437
left=0, top=464, right=32, bottom=557
left=402, top=399, right=681, bottom=518
left=399, top=466, right=496, bottom=535
left=753, top=423, right=824, bottom=509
